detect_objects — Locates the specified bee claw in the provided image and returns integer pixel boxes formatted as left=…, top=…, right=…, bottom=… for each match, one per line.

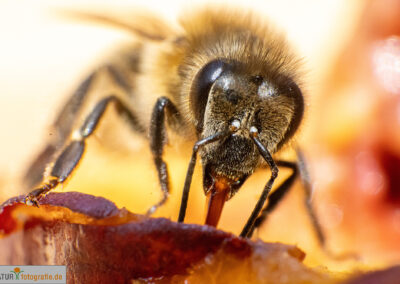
left=25, top=194, right=40, bottom=207
left=146, top=193, right=169, bottom=217
left=24, top=178, right=59, bottom=207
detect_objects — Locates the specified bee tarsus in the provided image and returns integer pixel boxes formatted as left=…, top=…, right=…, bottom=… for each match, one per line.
left=25, top=178, right=59, bottom=207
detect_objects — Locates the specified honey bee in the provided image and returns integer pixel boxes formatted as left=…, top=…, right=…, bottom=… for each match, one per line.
left=23, top=6, right=325, bottom=241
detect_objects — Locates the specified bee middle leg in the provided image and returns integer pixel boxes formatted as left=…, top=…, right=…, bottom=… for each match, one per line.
left=245, top=153, right=325, bottom=248
left=25, top=95, right=145, bottom=206
left=240, top=131, right=279, bottom=238
left=244, top=160, right=299, bottom=239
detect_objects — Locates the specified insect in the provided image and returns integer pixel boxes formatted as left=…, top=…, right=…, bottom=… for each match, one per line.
left=23, top=7, right=325, bottom=241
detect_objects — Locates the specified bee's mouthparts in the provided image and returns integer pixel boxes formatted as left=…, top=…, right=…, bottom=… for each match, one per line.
left=204, top=174, right=234, bottom=227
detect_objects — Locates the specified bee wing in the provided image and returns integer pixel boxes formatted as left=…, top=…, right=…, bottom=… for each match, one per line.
left=55, top=8, right=177, bottom=41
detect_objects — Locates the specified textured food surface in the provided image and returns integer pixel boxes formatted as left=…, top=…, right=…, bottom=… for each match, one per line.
left=0, top=192, right=333, bottom=284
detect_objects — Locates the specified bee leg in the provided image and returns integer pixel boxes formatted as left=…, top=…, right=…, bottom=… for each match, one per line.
left=25, top=141, right=84, bottom=207
left=23, top=72, right=96, bottom=189
left=178, top=130, right=230, bottom=223
left=240, top=131, right=279, bottom=238
left=25, top=95, right=144, bottom=206
left=245, top=161, right=298, bottom=238
left=23, top=61, right=137, bottom=190
left=296, top=149, right=326, bottom=248
left=247, top=152, right=325, bottom=247
left=297, top=150, right=358, bottom=259
left=147, top=97, right=183, bottom=215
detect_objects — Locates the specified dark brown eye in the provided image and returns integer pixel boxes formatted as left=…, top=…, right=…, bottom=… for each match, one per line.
left=190, top=59, right=231, bottom=132
left=276, top=77, right=304, bottom=150
left=279, top=76, right=301, bottom=98
left=286, top=78, right=304, bottom=135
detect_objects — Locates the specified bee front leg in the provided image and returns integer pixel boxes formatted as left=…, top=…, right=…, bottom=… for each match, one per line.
left=25, top=95, right=144, bottom=206
left=245, top=160, right=299, bottom=238
left=240, top=127, right=279, bottom=238
left=147, top=97, right=183, bottom=215
left=246, top=158, right=327, bottom=247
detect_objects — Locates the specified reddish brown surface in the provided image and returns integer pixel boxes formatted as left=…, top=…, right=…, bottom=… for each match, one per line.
left=1, top=192, right=399, bottom=283
left=1, top=192, right=329, bottom=284
left=345, top=266, right=400, bottom=284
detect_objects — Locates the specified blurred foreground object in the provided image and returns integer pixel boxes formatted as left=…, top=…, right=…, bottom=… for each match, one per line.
left=2, top=192, right=400, bottom=283
left=0, top=192, right=332, bottom=284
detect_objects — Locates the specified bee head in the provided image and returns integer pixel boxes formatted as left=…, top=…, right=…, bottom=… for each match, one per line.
left=189, top=58, right=304, bottom=199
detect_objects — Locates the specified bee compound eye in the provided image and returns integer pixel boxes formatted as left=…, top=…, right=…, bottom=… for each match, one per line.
left=190, top=59, right=232, bottom=132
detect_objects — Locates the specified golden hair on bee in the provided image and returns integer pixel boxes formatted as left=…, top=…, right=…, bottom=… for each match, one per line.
left=175, top=7, right=302, bottom=137
left=61, top=7, right=303, bottom=142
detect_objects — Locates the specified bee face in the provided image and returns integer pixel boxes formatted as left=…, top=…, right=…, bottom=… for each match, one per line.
left=188, top=58, right=303, bottom=197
